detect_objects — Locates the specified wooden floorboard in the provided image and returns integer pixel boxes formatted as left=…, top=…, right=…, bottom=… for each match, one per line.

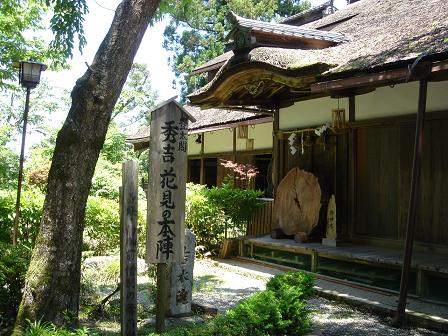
left=244, top=235, right=448, bottom=274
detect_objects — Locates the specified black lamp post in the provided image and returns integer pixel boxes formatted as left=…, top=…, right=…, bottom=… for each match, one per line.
left=11, top=60, right=47, bottom=245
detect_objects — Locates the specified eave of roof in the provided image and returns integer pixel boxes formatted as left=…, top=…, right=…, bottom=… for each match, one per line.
left=126, top=105, right=273, bottom=147
left=228, top=12, right=347, bottom=44
left=280, top=1, right=334, bottom=24
left=189, top=0, right=448, bottom=108
left=191, top=51, right=234, bottom=76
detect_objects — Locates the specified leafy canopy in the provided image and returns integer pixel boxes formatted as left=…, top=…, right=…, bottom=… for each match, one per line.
left=161, top=0, right=311, bottom=101
left=0, top=0, right=88, bottom=88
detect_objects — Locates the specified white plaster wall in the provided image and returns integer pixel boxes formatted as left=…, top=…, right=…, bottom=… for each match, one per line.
left=279, top=81, right=448, bottom=128
left=280, top=96, right=349, bottom=130
left=355, top=81, right=448, bottom=120
left=188, top=134, right=201, bottom=156
left=202, top=129, right=233, bottom=154
left=187, top=122, right=273, bottom=156
left=248, top=122, right=273, bottom=150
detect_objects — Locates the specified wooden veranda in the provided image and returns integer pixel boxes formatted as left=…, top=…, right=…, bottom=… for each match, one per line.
left=245, top=199, right=448, bottom=304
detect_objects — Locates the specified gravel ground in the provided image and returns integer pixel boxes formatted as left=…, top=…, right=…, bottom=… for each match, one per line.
left=193, top=259, right=446, bottom=336
left=82, top=257, right=445, bottom=335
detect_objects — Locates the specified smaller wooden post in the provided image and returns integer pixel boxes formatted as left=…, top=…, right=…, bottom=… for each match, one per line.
left=156, top=263, right=169, bottom=332
left=120, top=160, right=138, bottom=336
left=200, top=132, right=205, bottom=185
left=272, top=108, right=280, bottom=196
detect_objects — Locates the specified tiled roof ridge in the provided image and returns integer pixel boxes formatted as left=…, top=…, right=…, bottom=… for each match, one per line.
left=230, top=12, right=347, bottom=43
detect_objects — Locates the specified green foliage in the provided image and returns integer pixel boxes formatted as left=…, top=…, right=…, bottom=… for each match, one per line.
left=185, top=183, right=262, bottom=254
left=0, top=242, right=31, bottom=332
left=0, top=188, right=44, bottom=247
left=161, top=0, right=311, bottom=100
left=112, top=63, right=158, bottom=126
left=22, top=319, right=97, bottom=336
left=83, top=195, right=147, bottom=256
left=148, top=271, right=314, bottom=336
left=185, top=183, right=229, bottom=254
left=265, top=271, right=315, bottom=298
left=204, top=184, right=263, bottom=232
left=83, top=196, right=119, bottom=255
left=0, top=0, right=87, bottom=87
left=90, top=123, right=136, bottom=200
left=0, top=126, right=19, bottom=188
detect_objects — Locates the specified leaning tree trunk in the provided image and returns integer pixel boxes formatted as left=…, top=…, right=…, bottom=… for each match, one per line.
left=14, top=0, right=160, bottom=330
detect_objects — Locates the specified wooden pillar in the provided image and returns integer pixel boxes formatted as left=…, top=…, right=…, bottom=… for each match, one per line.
left=120, top=160, right=138, bottom=336
left=348, top=95, right=356, bottom=237
left=272, top=108, right=280, bottom=196
left=233, top=127, right=237, bottom=186
left=155, top=263, right=168, bottom=332
left=200, top=132, right=205, bottom=185
left=394, top=79, right=428, bottom=328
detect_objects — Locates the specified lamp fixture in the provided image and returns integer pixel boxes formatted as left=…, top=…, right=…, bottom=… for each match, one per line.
left=13, top=60, right=47, bottom=88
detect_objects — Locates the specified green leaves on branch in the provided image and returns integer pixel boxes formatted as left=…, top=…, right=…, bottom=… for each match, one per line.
left=0, top=0, right=88, bottom=87
left=161, top=0, right=310, bottom=100
left=185, top=183, right=262, bottom=254
left=112, top=63, right=158, bottom=127
left=48, top=0, right=88, bottom=62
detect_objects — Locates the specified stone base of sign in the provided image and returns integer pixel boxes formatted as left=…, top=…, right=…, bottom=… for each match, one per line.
left=322, top=238, right=339, bottom=247
left=167, top=229, right=195, bottom=317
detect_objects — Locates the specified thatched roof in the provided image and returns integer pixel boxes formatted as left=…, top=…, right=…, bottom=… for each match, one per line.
left=126, top=104, right=272, bottom=150
left=189, top=0, right=448, bottom=106
left=191, top=51, right=234, bottom=76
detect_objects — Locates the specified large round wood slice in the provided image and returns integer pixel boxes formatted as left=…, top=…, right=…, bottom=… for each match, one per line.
left=273, top=167, right=321, bottom=236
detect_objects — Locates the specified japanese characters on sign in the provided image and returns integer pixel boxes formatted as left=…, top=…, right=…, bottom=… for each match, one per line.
left=147, top=100, right=193, bottom=264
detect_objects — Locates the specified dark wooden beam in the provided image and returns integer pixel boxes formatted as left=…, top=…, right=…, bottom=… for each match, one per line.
left=200, top=132, right=205, bottom=185
left=394, top=79, right=428, bottom=328
left=233, top=127, right=237, bottom=186
left=311, top=60, right=448, bottom=93
left=348, top=95, right=356, bottom=238
left=272, top=107, right=280, bottom=197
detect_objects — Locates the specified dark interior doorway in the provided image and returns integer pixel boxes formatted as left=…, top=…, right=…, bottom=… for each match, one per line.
left=204, top=158, right=217, bottom=187
left=188, top=159, right=200, bottom=184
left=254, top=154, right=272, bottom=197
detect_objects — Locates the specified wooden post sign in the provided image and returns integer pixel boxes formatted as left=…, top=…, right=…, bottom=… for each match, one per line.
left=120, top=160, right=138, bottom=336
left=146, top=97, right=196, bottom=263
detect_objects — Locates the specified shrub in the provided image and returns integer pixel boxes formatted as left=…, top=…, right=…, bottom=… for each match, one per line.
left=0, top=242, right=31, bottom=333
left=83, top=194, right=147, bottom=256
left=185, top=183, right=229, bottom=255
left=151, top=271, right=315, bottom=336
left=84, top=196, right=120, bottom=255
left=266, top=271, right=315, bottom=299
left=204, top=184, right=263, bottom=234
left=185, top=183, right=262, bottom=254
left=0, top=188, right=44, bottom=247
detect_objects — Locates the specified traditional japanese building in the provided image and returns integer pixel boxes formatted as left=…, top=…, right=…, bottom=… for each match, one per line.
left=186, top=0, right=448, bottom=305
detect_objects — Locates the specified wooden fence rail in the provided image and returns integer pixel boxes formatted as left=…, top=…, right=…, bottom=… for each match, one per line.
left=247, top=198, right=274, bottom=236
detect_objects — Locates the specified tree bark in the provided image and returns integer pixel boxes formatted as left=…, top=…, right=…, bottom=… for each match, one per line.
left=14, top=0, right=160, bottom=329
